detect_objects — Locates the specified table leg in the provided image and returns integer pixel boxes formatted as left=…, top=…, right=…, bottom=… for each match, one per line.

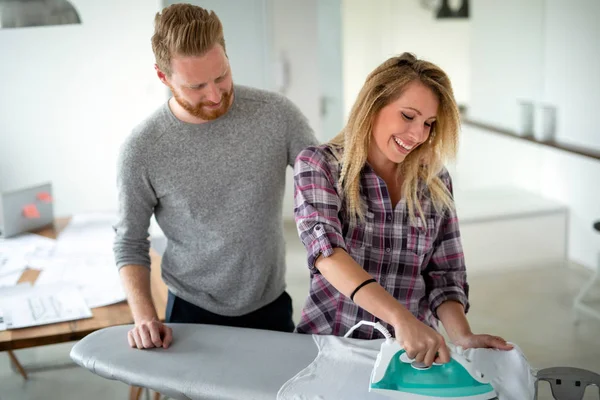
left=7, top=350, right=28, bottom=380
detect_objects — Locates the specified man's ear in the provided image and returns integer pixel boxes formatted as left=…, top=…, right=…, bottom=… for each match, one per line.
left=155, top=64, right=169, bottom=85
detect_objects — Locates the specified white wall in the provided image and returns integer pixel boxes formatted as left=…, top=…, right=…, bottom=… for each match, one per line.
left=463, top=0, right=600, bottom=270
left=267, top=0, right=320, bottom=137
left=341, top=0, right=471, bottom=118
left=267, top=0, right=320, bottom=220
left=341, top=0, right=392, bottom=119
left=0, top=0, right=164, bottom=216
left=539, top=1, right=600, bottom=270
left=317, top=0, right=345, bottom=141
left=468, top=0, right=545, bottom=132
left=542, top=0, right=600, bottom=151
left=468, top=0, right=600, bottom=152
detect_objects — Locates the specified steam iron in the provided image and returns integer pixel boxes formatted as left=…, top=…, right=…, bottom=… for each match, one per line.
left=369, top=338, right=497, bottom=399
left=345, top=321, right=497, bottom=400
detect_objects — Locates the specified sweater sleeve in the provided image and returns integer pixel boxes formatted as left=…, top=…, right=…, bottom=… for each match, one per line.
left=112, top=133, right=157, bottom=270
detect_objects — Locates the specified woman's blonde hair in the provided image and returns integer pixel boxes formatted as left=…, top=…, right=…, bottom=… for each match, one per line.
left=151, top=4, right=226, bottom=76
left=331, top=52, right=460, bottom=225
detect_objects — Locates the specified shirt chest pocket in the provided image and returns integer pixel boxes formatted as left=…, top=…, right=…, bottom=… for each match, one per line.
left=406, top=217, right=438, bottom=256
left=344, top=211, right=374, bottom=250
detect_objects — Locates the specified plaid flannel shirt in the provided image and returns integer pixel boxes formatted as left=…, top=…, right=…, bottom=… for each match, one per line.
left=293, top=144, right=469, bottom=340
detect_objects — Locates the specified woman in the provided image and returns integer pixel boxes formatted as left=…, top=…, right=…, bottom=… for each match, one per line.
left=293, top=53, right=512, bottom=367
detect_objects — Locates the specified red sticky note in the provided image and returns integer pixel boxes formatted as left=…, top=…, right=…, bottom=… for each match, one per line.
left=23, top=204, right=41, bottom=218
left=37, top=192, right=53, bottom=203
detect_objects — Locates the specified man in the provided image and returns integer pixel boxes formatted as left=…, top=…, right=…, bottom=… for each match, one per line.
left=114, top=3, right=318, bottom=349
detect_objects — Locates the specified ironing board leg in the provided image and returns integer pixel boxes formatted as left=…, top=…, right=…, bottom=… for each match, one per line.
left=7, top=350, right=28, bottom=380
left=128, top=385, right=143, bottom=400
left=128, top=386, right=163, bottom=400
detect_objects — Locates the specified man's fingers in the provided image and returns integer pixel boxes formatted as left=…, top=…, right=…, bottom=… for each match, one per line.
left=128, top=321, right=172, bottom=350
left=162, top=325, right=173, bottom=349
left=149, top=323, right=163, bottom=347
left=131, top=329, right=144, bottom=349
left=138, top=325, right=154, bottom=348
left=127, top=330, right=136, bottom=348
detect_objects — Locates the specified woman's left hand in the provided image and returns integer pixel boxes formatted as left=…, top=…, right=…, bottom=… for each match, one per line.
left=454, top=333, right=514, bottom=351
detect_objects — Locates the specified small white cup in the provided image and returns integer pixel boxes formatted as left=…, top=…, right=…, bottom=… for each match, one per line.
left=516, top=100, right=534, bottom=137
left=534, top=104, right=557, bottom=142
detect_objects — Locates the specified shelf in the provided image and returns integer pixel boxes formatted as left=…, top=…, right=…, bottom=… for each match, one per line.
left=462, top=119, right=600, bottom=162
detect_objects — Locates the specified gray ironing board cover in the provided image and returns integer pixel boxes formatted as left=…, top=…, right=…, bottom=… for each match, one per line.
left=70, top=324, right=318, bottom=400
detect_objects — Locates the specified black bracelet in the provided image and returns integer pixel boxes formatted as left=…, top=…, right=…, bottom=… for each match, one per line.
left=350, top=278, right=377, bottom=302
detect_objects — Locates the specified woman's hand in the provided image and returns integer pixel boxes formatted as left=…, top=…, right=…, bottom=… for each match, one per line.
left=435, top=301, right=512, bottom=351
left=453, top=333, right=514, bottom=351
left=393, top=314, right=451, bottom=366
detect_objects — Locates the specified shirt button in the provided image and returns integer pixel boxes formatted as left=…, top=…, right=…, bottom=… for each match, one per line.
left=387, top=215, right=392, bottom=221
left=385, top=248, right=391, bottom=253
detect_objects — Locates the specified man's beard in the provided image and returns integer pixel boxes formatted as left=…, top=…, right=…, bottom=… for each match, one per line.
left=171, top=84, right=233, bottom=121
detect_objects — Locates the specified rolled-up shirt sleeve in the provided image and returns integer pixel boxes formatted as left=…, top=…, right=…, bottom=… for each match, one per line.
left=293, top=147, right=346, bottom=273
left=424, top=170, right=470, bottom=319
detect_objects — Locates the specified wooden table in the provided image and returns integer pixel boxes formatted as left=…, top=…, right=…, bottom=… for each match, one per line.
left=0, top=217, right=168, bottom=391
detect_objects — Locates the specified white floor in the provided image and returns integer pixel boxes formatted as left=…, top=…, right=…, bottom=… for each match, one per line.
left=1, top=223, right=599, bottom=400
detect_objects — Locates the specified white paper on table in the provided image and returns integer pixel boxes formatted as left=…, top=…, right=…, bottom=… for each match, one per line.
left=0, top=233, right=56, bottom=275
left=0, top=270, right=25, bottom=288
left=0, top=283, right=33, bottom=328
left=0, top=282, right=32, bottom=295
left=0, top=254, right=28, bottom=277
left=0, top=283, right=34, bottom=329
left=0, top=283, right=92, bottom=331
left=28, top=256, right=72, bottom=270
left=0, top=233, right=56, bottom=255
left=35, top=254, right=126, bottom=309
left=53, top=212, right=117, bottom=258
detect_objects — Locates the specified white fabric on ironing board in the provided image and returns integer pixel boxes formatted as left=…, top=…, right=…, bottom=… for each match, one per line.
left=463, top=343, right=536, bottom=400
left=277, top=335, right=389, bottom=399
left=278, top=335, right=536, bottom=400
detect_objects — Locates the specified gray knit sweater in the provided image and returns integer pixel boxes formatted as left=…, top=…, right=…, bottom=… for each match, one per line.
left=113, top=85, right=318, bottom=316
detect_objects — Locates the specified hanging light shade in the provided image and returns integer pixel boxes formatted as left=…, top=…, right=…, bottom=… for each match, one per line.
left=0, top=0, right=81, bottom=29
left=456, top=0, right=469, bottom=18
left=436, top=0, right=469, bottom=19
left=436, top=0, right=454, bottom=19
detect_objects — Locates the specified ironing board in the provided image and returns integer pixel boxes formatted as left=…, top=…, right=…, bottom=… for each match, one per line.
left=70, top=323, right=319, bottom=400
left=70, top=323, right=600, bottom=400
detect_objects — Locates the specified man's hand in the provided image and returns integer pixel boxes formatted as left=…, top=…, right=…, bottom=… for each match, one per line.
left=119, top=265, right=170, bottom=349
left=127, top=318, right=173, bottom=349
